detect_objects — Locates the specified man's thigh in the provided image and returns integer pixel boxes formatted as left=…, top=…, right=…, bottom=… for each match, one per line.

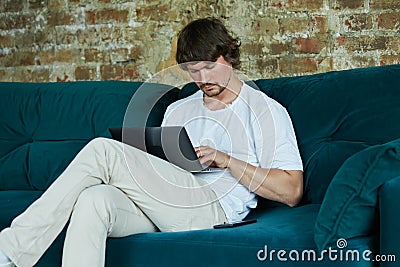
left=101, top=138, right=227, bottom=232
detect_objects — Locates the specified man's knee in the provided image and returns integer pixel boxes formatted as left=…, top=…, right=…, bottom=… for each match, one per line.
left=84, top=137, right=123, bottom=157
left=73, top=185, right=116, bottom=224
left=86, top=137, right=112, bottom=149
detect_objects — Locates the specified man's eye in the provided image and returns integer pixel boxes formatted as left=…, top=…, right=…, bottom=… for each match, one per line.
left=206, top=64, right=215, bottom=69
left=189, top=69, right=199, bottom=74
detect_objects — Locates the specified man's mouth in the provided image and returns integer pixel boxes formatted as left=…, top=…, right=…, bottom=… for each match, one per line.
left=200, top=83, right=218, bottom=91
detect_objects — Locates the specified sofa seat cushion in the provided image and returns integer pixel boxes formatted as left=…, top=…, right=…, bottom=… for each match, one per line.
left=104, top=204, right=374, bottom=267
left=1, top=192, right=374, bottom=267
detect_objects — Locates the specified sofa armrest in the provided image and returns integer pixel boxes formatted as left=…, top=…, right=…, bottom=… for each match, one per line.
left=379, top=176, right=400, bottom=266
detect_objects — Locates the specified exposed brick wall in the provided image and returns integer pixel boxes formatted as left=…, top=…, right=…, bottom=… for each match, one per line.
left=0, top=0, right=399, bottom=82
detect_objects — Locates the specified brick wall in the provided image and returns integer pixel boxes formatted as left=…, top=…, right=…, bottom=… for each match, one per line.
left=0, top=0, right=399, bottom=82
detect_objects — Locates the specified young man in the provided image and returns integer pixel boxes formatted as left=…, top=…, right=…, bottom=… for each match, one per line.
left=0, top=18, right=303, bottom=267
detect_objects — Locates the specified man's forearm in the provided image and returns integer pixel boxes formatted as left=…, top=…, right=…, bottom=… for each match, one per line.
left=227, top=156, right=303, bottom=207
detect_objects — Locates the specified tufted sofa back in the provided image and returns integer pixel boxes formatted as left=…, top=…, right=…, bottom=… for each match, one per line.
left=0, top=81, right=179, bottom=191
left=255, top=65, right=400, bottom=204
left=2, top=65, right=399, bottom=206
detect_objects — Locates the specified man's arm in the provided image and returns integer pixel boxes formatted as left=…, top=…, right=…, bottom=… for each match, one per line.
left=195, top=146, right=303, bottom=207
left=228, top=156, right=303, bottom=207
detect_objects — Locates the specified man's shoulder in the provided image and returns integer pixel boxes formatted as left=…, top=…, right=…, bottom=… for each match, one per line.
left=241, top=82, right=286, bottom=112
left=242, top=82, right=271, bottom=100
left=167, top=89, right=202, bottom=110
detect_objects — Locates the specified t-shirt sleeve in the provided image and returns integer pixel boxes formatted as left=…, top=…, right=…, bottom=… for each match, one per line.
left=161, top=106, right=170, bottom=126
left=161, top=104, right=180, bottom=127
left=254, top=100, right=303, bottom=171
left=161, top=96, right=196, bottom=127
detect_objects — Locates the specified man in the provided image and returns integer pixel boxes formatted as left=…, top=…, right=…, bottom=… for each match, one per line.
left=0, top=18, right=303, bottom=267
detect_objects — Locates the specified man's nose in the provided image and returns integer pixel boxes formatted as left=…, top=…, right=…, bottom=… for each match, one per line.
left=199, top=69, right=208, bottom=82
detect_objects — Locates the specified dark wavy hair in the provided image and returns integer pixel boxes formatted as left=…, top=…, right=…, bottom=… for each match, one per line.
left=176, top=18, right=241, bottom=69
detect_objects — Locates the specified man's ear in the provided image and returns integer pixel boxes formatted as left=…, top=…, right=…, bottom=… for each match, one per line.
left=215, top=55, right=233, bottom=67
left=179, top=62, right=188, bottom=71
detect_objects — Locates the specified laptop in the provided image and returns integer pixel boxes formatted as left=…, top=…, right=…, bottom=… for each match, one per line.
left=108, top=127, right=220, bottom=173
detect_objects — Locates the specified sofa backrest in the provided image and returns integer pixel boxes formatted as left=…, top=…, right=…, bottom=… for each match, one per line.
left=2, top=65, right=399, bottom=205
left=254, top=64, right=400, bottom=204
left=0, top=81, right=179, bottom=191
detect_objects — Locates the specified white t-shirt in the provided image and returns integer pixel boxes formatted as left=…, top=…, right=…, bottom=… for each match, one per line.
left=161, top=82, right=303, bottom=222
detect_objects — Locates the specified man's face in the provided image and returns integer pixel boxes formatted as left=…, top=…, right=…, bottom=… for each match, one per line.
left=185, top=56, right=232, bottom=97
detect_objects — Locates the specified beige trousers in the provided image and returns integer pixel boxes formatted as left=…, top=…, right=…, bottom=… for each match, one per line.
left=0, top=138, right=226, bottom=267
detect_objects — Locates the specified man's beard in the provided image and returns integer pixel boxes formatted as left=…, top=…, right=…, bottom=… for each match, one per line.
left=200, top=83, right=226, bottom=97
left=199, top=70, right=232, bottom=97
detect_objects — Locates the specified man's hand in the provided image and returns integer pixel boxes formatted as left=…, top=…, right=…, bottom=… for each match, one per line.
left=194, top=146, right=231, bottom=169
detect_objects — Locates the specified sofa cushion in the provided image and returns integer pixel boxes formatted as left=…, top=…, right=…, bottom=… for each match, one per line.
left=255, top=65, right=400, bottom=204
left=0, top=82, right=179, bottom=191
left=0, top=190, right=42, bottom=229
left=104, top=204, right=375, bottom=267
left=314, top=137, right=400, bottom=250
left=0, top=191, right=376, bottom=267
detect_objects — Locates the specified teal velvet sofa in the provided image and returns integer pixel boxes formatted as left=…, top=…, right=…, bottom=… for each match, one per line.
left=1, top=64, right=399, bottom=266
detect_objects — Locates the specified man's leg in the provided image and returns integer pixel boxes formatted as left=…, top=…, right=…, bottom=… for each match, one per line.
left=0, top=138, right=115, bottom=267
left=0, top=138, right=226, bottom=267
left=100, top=138, right=227, bottom=232
left=62, top=184, right=157, bottom=267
